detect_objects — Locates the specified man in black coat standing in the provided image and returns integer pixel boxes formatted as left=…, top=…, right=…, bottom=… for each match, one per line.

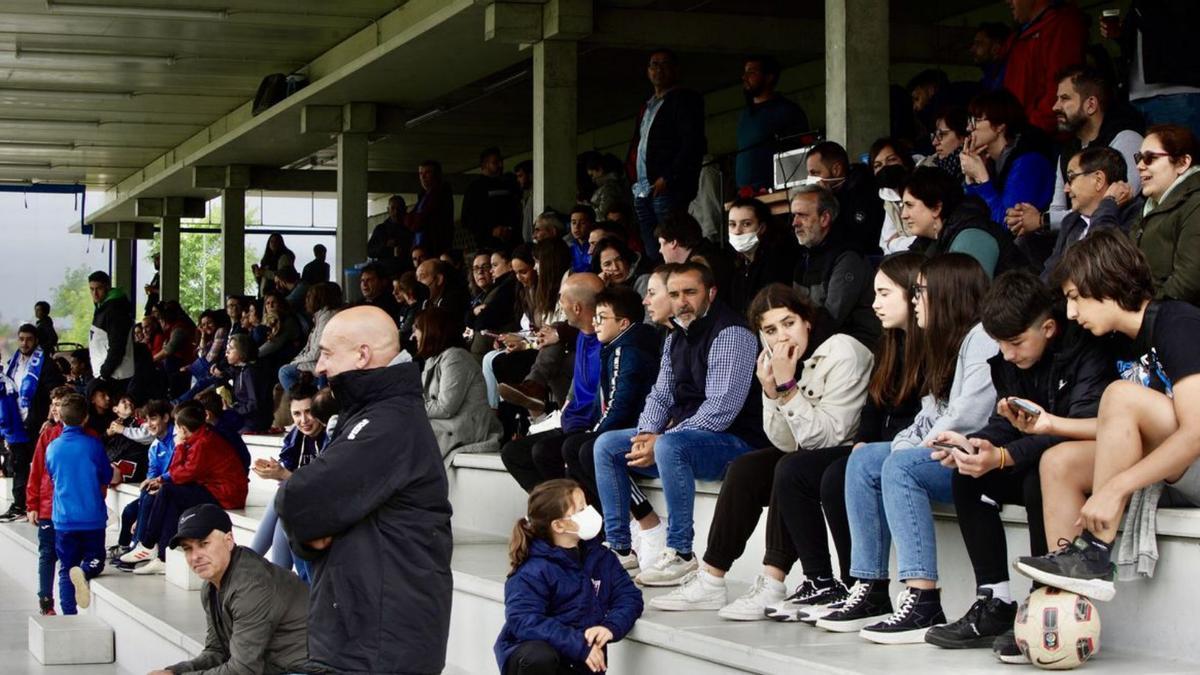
left=276, top=305, right=452, bottom=675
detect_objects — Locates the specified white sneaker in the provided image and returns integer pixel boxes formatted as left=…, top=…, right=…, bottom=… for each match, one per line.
left=718, top=574, right=787, bottom=621
left=649, top=570, right=726, bottom=611
left=635, top=548, right=698, bottom=587
left=604, top=543, right=639, bottom=572
left=119, top=544, right=155, bottom=565
left=132, top=557, right=166, bottom=575
left=636, top=523, right=667, bottom=574
left=628, top=519, right=642, bottom=554
left=69, top=567, right=90, bottom=609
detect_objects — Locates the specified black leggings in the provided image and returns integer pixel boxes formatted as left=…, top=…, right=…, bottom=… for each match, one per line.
left=501, top=430, right=568, bottom=493
left=772, top=445, right=854, bottom=583
left=953, top=462, right=1047, bottom=586
left=504, top=640, right=584, bottom=675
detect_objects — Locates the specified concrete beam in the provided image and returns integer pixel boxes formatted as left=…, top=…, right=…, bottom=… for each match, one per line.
left=222, top=188, right=246, bottom=298
left=134, top=197, right=206, bottom=219
left=192, top=166, right=473, bottom=194
left=337, top=132, right=369, bottom=298
left=113, top=239, right=134, bottom=296
left=533, top=39, right=578, bottom=214
left=543, top=0, right=592, bottom=40
left=485, top=2, right=543, bottom=43
left=826, top=0, right=890, bottom=158
left=91, top=221, right=157, bottom=240
left=300, top=103, right=379, bottom=135
left=159, top=216, right=180, bottom=303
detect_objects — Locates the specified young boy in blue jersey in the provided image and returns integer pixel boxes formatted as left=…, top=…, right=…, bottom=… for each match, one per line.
left=45, top=393, right=112, bottom=613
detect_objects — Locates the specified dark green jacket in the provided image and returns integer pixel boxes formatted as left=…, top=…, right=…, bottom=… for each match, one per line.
left=1134, top=170, right=1200, bottom=306
left=167, top=546, right=309, bottom=675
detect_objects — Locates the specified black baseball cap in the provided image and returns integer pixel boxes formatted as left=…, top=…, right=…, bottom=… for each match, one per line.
left=169, top=504, right=233, bottom=549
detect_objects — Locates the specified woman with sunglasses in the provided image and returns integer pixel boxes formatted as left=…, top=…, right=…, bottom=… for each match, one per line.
left=1131, top=124, right=1200, bottom=305
left=817, top=254, right=997, bottom=644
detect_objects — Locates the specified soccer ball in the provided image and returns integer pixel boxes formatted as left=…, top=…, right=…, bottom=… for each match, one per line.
left=1014, top=587, right=1101, bottom=670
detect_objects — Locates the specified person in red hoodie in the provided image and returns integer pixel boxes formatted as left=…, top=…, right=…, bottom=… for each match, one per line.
left=1002, top=0, right=1089, bottom=134
left=125, top=401, right=247, bottom=575
left=25, top=385, right=76, bottom=615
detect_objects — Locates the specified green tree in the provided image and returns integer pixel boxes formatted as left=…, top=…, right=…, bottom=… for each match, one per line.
left=50, top=265, right=96, bottom=347
left=148, top=203, right=260, bottom=316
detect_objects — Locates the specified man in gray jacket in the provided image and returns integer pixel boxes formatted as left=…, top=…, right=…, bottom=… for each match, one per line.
left=150, top=504, right=309, bottom=675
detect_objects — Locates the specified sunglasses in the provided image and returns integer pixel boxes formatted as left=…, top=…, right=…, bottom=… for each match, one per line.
left=1133, top=150, right=1172, bottom=166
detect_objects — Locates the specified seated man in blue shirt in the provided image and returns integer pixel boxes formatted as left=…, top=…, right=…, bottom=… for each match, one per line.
left=593, top=261, right=769, bottom=586
left=501, top=274, right=606, bottom=492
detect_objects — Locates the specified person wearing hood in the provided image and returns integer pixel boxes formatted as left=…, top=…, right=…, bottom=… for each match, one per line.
left=87, top=271, right=136, bottom=393
left=726, top=197, right=798, bottom=315
left=804, top=141, right=885, bottom=255
left=1131, top=124, right=1200, bottom=306
left=276, top=306, right=451, bottom=675
left=1042, top=147, right=1143, bottom=283
left=0, top=324, right=63, bottom=522
left=790, top=184, right=881, bottom=349
left=495, top=479, right=643, bottom=675
left=902, top=166, right=1027, bottom=278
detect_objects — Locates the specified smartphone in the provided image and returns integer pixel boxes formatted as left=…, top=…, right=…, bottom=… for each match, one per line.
left=1009, top=398, right=1042, bottom=417
left=481, top=330, right=501, bottom=339
left=933, top=441, right=977, bottom=455
left=759, top=331, right=774, bottom=359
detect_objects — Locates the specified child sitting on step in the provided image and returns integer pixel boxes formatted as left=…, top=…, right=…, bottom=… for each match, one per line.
left=495, top=479, right=643, bottom=674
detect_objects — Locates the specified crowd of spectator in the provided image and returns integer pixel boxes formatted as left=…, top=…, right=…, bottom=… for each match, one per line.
left=1, top=2, right=1199, bottom=672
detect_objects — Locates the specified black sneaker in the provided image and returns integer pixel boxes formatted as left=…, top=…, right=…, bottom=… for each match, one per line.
left=798, top=585, right=851, bottom=624
left=815, top=580, right=892, bottom=632
left=860, top=587, right=947, bottom=644
left=992, top=628, right=1028, bottom=664
left=107, top=544, right=132, bottom=562
left=764, top=577, right=847, bottom=622
left=38, top=596, right=55, bottom=616
left=925, top=588, right=1017, bottom=649
left=1013, top=536, right=1116, bottom=601
left=0, top=505, right=26, bottom=523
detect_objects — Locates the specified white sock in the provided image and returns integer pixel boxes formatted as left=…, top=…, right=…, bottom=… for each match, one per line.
left=763, top=576, right=786, bottom=593
left=699, top=569, right=726, bottom=587
left=981, top=581, right=1011, bottom=604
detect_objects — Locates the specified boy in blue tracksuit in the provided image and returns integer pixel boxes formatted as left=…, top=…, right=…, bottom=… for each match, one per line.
left=111, top=400, right=175, bottom=559
left=45, top=393, right=112, bottom=614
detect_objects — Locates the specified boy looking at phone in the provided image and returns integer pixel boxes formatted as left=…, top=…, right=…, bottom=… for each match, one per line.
left=924, top=270, right=1113, bottom=657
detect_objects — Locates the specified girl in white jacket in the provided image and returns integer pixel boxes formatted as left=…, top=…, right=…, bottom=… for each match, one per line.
left=647, top=283, right=874, bottom=620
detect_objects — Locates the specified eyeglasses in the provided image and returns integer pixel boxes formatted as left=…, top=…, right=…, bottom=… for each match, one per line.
left=967, top=117, right=988, bottom=131
left=1064, top=169, right=1098, bottom=184
left=930, top=129, right=953, bottom=141
left=1134, top=150, right=1172, bottom=166
left=592, top=313, right=615, bottom=326
left=910, top=283, right=928, bottom=299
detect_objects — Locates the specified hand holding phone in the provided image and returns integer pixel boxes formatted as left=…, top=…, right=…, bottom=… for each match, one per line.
left=932, top=440, right=976, bottom=455
left=1008, top=397, right=1042, bottom=417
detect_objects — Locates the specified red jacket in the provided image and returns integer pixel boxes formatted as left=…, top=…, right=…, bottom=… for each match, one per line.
left=165, top=425, right=248, bottom=509
left=27, top=423, right=101, bottom=519
left=1002, top=2, right=1088, bottom=134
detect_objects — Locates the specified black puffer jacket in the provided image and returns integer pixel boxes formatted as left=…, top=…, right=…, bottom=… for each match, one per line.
left=921, top=195, right=1029, bottom=276
left=277, top=360, right=452, bottom=675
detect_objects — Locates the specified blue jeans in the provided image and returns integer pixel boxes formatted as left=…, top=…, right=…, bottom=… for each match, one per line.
left=846, top=443, right=954, bottom=582
left=55, top=528, right=105, bottom=615
left=593, top=427, right=752, bottom=553
left=483, top=348, right=503, bottom=408
left=634, top=194, right=675, bottom=263
left=37, top=521, right=56, bottom=602
left=278, top=363, right=302, bottom=393
left=1134, top=93, right=1200, bottom=140
left=250, top=492, right=294, bottom=572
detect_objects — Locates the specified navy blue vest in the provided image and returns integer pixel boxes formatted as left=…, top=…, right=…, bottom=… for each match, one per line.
left=667, top=301, right=769, bottom=448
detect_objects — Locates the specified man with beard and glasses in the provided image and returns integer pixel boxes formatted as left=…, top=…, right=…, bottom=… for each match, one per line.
left=735, top=55, right=809, bottom=193
left=1007, top=65, right=1144, bottom=237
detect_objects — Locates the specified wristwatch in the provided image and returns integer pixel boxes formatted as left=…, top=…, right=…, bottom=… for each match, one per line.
left=775, top=378, right=798, bottom=394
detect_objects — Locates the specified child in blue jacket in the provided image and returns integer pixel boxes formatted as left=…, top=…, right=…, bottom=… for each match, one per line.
left=495, top=479, right=643, bottom=674
left=45, top=393, right=112, bottom=614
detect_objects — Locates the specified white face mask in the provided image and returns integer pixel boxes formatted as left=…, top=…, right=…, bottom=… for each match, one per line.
left=728, top=231, right=759, bottom=253
left=568, top=505, right=603, bottom=541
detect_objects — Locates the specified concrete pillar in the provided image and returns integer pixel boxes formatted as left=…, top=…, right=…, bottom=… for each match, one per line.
left=222, top=188, right=246, bottom=299
left=112, top=239, right=134, bottom=294
left=532, top=39, right=578, bottom=214
left=159, top=216, right=180, bottom=302
left=825, top=0, right=889, bottom=159
left=337, top=131, right=369, bottom=300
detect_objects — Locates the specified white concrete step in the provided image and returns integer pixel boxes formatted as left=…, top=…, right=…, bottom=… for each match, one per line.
left=448, top=451, right=1200, bottom=665
left=28, top=615, right=114, bottom=666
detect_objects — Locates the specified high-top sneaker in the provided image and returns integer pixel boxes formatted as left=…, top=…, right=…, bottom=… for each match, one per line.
left=815, top=579, right=892, bottom=632
left=764, top=577, right=848, bottom=622
left=718, top=574, right=787, bottom=621
left=925, top=587, right=1017, bottom=649
left=859, top=586, right=947, bottom=644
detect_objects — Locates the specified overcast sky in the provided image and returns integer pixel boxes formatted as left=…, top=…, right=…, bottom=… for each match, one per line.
left=0, top=191, right=341, bottom=333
